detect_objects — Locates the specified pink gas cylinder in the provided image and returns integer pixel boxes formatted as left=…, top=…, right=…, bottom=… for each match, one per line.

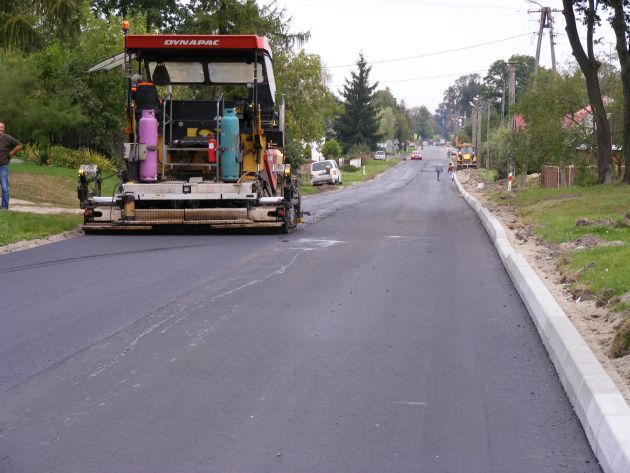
left=139, top=109, right=158, bottom=182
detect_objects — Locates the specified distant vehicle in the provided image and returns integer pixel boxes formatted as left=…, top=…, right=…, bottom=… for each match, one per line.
left=409, top=151, right=423, bottom=160
left=455, top=142, right=478, bottom=170
left=421, top=141, right=429, bottom=147
left=311, top=159, right=342, bottom=185
left=373, top=150, right=387, bottom=160
left=438, top=139, right=446, bottom=146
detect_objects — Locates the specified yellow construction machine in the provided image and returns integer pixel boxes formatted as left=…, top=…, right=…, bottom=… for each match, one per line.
left=455, top=141, right=477, bottom=170
left=79, top=27, right=301, bottom=233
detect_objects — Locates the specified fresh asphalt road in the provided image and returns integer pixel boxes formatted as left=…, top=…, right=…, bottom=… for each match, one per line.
left=0, top=147, right=601, bottom=472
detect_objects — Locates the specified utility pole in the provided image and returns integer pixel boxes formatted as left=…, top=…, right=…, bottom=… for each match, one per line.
left=471, top=104, right=477, bottom=153
left=486, top=99, right=491, bottom=170
left=501, top=78, right=506, bottom=125
left=508, top=62, right=517, bottom=180
left=476, top=105, right=482, bottom=160
left=528, top=4, right=561, bottom=74
left=508, top=63, right=516, bottom=131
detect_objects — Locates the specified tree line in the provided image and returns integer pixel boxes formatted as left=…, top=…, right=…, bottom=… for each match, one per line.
left=432, top=1, right=629, bottom=184
left=0, top=0, right=336, bottom=167
left=1, top=0, right=627, bottom=183
left=330, top=1, right=629, bottom=186
left=0, top=0, right=441, bottom=168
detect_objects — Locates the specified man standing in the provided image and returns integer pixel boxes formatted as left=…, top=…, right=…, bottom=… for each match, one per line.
left=435, top=163, right=443, bottom=181
left=0, top=122, right=22, bottom=209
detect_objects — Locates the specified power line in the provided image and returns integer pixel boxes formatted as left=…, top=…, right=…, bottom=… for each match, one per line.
left=326, top=32, right=536, bottom=68
left=330, top=70, right=488, bottom=88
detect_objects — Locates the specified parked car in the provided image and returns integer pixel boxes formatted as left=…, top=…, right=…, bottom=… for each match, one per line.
left=409, top=151, right=423, bottom=160
left=311, top=159, right=342, bottom=185
left=373, top=150, right=386, bottom=160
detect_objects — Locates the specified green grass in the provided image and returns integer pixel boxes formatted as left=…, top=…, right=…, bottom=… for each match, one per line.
left=301, top=157, right=401, bottom=194
left=0, top=211, right=82, bottom=246
left=614, top=302, right=630, bottom=313
left=564, top=246, right=630, bottom=298
left=490, top=183, right=630, bottom=301
left=2, top=161, right=119, bottom=246
left=10, top=161, right=119, bottom=207
left=477, top=169, right=498, bottom=182
left=11, top=162, right=79, bottom=178
left=511, top=185, right=630, bottom=244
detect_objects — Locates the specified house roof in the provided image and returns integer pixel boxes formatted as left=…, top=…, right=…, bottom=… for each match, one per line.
left=562, top=96, right=613, bottom=129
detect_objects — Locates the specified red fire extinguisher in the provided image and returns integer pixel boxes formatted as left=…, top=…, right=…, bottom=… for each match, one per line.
left=208, top=133, right=217, bottom=164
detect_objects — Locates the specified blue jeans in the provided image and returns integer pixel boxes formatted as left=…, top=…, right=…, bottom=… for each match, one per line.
left=0, top=164, right=9, bottom=209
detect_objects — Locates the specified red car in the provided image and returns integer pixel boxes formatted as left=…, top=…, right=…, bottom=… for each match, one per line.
left=409, top=151, right=423, bottom=160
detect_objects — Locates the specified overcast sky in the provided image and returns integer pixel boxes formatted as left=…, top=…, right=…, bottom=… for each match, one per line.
left=259, top=0, right=618, bottom=112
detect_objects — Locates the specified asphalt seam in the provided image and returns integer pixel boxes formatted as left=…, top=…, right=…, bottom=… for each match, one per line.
left=455, top=176, right=630, bottom=473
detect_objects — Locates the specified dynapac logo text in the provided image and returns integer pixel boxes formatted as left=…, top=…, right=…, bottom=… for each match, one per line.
left=164, top=39, right=219, bottom=46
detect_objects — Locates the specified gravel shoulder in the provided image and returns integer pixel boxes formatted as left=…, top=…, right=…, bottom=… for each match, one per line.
left=457, top=170, right=630, bottom=405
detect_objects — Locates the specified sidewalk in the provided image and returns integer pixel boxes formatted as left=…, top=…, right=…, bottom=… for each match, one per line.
left=8, top=198, right=83, bottom=215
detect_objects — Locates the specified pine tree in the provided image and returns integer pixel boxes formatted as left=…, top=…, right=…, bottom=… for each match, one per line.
left=335, top=53, right=381, bottom=152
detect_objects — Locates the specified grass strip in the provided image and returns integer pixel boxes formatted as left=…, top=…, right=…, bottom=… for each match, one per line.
left=484, top=178, right=630, bottom=301
left=302, top=157, right=401, bottom=194
left=10, top=162, right=119, bottom=208
left=0, top=211, right=82, bottom=246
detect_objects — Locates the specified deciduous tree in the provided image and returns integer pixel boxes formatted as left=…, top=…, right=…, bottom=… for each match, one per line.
left=408, top=106, right=435, bottom=141
left=321, top=139, right=342, bottom=160
left=275, top=50, right=338, bottom=167
left=483, top=55, right=535, bottom=113
left=515, top=69, right=586, bottom=174
left=562, top=0, right=614, bottom=183
left=92, top=0, right=184, bottom=32
left=0, top=0, right=84, bottom=51
left=604, top=0, right=630, bottom=183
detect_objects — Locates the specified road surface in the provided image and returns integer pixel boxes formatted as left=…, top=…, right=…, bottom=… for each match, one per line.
left=0, top=146, right=601, bottom=472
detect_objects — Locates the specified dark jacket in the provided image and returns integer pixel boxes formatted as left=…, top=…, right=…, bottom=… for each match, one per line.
left=0, top=134, right=21, bottom=166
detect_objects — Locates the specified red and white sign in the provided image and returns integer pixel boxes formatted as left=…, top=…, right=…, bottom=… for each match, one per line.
left=125, top=35, right=270, bottom=54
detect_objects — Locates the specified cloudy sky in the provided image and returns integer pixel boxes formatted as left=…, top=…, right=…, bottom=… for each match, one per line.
left=259, top=0, right=618, bottom=112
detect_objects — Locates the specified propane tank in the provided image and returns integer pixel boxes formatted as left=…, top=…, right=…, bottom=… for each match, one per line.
left=139, top=109, right=158, bottom=182
left=267, top=148, right=284, bottom=165
left=220, top=108, right=240, bottom=182
left=208, top=133, right=217, bottom=164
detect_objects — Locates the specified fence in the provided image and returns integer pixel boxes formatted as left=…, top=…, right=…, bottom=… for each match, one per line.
left=541, top=164, right=627, bottom=188
left=541, top=165, right=577, bottom=188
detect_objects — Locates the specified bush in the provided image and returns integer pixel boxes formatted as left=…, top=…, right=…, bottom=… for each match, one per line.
left=20, top=144, right=51, bottom=166
left=322, top=139, right=343, bottom=160
left=574, top=167, right=598, bottom=187
left=341, top=164, right=359, bottom=172
left=347, top=143, right=371, bottom=160
left=21, top=145, right=117, bottom=172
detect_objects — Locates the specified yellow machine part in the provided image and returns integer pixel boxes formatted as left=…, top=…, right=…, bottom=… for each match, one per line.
left=241, top=133, right=266, bottom=176
left=186, top=127, right=212, bottom=137
left=157, top=134, right=164, bottom=167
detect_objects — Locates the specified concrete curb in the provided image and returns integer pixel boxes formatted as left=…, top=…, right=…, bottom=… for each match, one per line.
left=455, top=177, right=630, bottom=473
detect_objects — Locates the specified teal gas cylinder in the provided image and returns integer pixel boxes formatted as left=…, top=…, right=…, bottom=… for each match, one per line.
left=220, top=108, right=240, bottom=182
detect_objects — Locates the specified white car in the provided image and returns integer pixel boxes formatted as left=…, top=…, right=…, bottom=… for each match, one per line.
left=373, top=150, right=386, bottom=160
left=311, top=159, right=342, bottom=185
